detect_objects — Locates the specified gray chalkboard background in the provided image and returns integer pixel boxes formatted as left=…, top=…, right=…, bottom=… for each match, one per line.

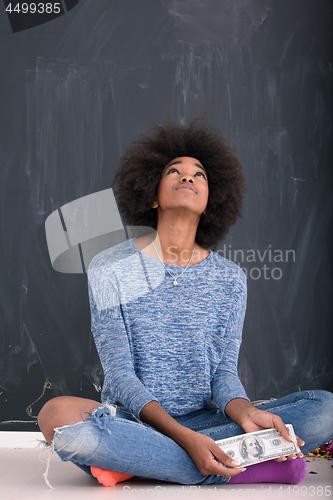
left=0, top=0, right=332, bottom=430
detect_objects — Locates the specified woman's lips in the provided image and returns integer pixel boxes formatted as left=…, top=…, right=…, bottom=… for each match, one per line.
left=176, top=185, right=196, bottom=193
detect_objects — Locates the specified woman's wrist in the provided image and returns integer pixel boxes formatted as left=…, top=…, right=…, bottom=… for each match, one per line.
left=173, top=426, right=198, bottom=449
left=225, top=397, right=256, bottom=426
left=139, top=400, right=195, bottom=448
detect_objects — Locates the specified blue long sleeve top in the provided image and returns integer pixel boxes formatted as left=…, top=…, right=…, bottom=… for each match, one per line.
left=88, top=238, right=249, bottom=420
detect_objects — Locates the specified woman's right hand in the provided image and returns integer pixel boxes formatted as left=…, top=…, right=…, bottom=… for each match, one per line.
left=140, top=401, right=246, bottom=478
left=181, top=430, right=246, bottom=478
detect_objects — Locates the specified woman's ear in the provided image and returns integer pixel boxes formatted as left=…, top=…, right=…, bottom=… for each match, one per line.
left=151, top=197, right=159, bottom=209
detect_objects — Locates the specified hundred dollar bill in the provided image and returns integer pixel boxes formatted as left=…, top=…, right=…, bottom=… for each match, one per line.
left=215, top=424, right=300, bottom=467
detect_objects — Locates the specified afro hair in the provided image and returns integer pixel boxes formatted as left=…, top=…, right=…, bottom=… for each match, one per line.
left=113, top=116, right=247, bottom=249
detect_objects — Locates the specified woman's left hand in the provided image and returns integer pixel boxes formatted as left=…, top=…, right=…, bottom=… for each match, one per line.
left=240, top=407, right=304, bottom=461
left=225, top=399, right=305, bottom=461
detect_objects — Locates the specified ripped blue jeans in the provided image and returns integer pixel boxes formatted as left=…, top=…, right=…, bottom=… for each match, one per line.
left=52, top=390, right=333, bottom=485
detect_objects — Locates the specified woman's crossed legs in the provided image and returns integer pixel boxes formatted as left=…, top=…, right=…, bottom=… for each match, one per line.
left=38, top=390, right=333, bottom=486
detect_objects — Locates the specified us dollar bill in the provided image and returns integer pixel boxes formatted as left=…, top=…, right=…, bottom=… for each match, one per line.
left=215, top=424, right=300, bottom=467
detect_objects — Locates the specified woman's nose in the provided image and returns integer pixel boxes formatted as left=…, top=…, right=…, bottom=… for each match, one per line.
left=181, top=177, right=193, bottom=183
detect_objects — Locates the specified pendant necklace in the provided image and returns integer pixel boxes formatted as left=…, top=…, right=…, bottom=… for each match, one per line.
left=151, top=235, right=196, bottom=285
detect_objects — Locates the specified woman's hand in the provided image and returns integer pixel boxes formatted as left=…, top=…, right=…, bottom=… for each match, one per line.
left=140, top=401, right=246, bottom=478
left=181, top=431, right=246, bottom=478
left=225, top=398, right=305, bottom=462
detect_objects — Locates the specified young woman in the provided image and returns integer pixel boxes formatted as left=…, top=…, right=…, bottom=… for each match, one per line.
left=38, top=118, right=333, bottom=487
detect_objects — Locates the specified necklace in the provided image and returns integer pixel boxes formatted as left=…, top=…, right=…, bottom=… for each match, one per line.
left=151, top=234, right=196, bottom=285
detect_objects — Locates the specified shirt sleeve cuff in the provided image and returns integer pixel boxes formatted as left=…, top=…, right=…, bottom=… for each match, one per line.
left=130, top=393, right=160, bottom=420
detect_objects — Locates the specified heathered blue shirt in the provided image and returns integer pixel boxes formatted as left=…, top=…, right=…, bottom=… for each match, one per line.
left=88, top=238, right=249, bottom=420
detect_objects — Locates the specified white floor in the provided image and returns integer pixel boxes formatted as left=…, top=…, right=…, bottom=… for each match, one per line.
left=0, top=448, right=332, bottom=500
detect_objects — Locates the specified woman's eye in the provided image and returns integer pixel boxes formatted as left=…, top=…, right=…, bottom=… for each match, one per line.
left=166, top=168, right=206, bottom=179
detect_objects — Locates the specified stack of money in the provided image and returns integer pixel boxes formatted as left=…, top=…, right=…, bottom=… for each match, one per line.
left=215, top=424, right=300, bottom=467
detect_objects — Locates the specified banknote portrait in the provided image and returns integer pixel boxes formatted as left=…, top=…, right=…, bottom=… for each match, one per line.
left=239, top=436, right=264, bottom=463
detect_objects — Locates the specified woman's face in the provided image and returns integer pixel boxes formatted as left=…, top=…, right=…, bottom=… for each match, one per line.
left=152, top=156, right=209, bottom=216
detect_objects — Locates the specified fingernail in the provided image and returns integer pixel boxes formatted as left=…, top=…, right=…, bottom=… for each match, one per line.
left=292, top=456, right=297, bottom=459
left=299, top=453, right=304, bottom=458
left=240, top=468, right=247, bottom=472
left=300, top=441, right=305, bottom=446
left=230, top=460, right=239, bottom=466
left=282, top=458, right=287, bottom=461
